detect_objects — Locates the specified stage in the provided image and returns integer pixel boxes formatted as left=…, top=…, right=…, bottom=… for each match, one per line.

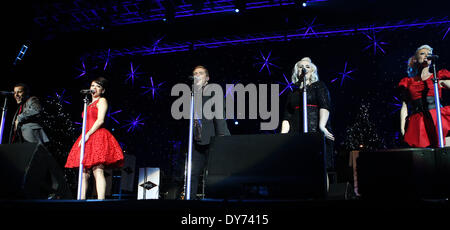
left=2, top=1, right=450, bottom=227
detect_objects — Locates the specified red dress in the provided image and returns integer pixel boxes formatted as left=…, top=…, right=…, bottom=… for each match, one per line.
left=399, top=69, right=450, bottom=147
left=65, top=99, right=124, bottom=169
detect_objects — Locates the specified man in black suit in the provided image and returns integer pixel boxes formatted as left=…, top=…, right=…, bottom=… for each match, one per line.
left=9, top=83, right=49, bottom=144
left=9, top=83, right=71, bottom=199
left=190, top=65, right=230, bottom=199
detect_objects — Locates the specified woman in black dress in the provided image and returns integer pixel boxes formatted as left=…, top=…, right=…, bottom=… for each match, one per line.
left=281, top=57, right=334, bottom=141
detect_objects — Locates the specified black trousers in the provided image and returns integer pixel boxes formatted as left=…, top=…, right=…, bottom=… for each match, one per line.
left=189, top=143, right=209, bottom=199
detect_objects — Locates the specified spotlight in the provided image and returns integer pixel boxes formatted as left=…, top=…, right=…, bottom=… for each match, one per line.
left=234, top=120, right=239, bottom=125
left=297, top=0, right=308, bottom=8
left=234, top=0, right=245, bottom=13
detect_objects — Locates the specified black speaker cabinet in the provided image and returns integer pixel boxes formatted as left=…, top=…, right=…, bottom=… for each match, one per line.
left=205, top=133, right=327, bottom=200
left=0, top=143, right=71, bottom=199
left=435, top=147, right=450, bottom=197
left=356, top=148, right=445, bottom=199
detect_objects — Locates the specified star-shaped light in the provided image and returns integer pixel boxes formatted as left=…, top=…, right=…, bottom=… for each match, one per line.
left=331, top=62, right=355, bottom=86
left=49, top=89, right=72, bottom=104
left=363, top=28, right=388, bottom=55
left=141, top=76, right=166, bottom=99
left=125, top=62, right=141, bottom=86
left=303, top=17, right=319, bottom=38
left=389, top=96, right=403, bottom=114
left=257, top=50, right=279, bottom=75
left=122, top=114, right=145, bottom=132
left=75, top=61, right=87, bottom=79
left=277, top=73, right=297, bottom=96
left=107, top=109, right=122, bottom=124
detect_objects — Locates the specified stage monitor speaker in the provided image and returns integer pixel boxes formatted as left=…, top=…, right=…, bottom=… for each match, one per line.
left=205, top=133, right=327, bottom=200
left=356, top=148, right=441, bottom=199
left=435, top=147, right=450, bottom=197
left=0, top=143, right=71, bottom=199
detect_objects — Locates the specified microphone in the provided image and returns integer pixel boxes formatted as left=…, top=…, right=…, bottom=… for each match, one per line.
left=426, top=55, right=439, bottom=60
left=189, top=75, right=203, bottom=82
left=300, top=67, right=307, bottom=77
left=0, top=91, right=14, bottom=96
left=80, top=89, right=95, bottom=94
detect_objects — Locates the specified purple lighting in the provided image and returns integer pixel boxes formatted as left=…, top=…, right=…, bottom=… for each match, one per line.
left=152, top=36, right=165, bottom=53
left=278, top=73, right=297, bottom=96
left=125, top=62, right=141, bottom=86
left=141, top=77, right=166, bottom=99
left=331, top=62, right=355, bottom=86
left=122, top=114, right=145, bottom=132
left=49, top=89, right=72, bottom=105
left=303, top=17, right=319, bottom=38
left=104, top=48, right=110, bottom=71
left=75, top=61, right=87, bottom=79
left=257, top=50, right=279, bottom=75
left=363, top=28, right=388, bottom=55
left=224, top=80, right=240, bottom=100
left=89, top=18, right=449, bottom=57
left=389, top=96, right=402, bottom=114
left=443, top=27, right=450, bottom=40
left=107, top=109, right=122, bottom=124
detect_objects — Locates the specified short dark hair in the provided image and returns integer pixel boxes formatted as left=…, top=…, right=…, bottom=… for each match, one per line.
left=92, top=77, right=109, bottom=89
left=193, top=65, right=209, bottom=77
left=14, top=83, right=30, bottom=96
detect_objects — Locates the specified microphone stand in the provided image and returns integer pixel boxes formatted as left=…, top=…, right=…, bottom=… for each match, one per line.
left=430, top=59, right=445, bottom=148
left=302, top=71, right=308, bottom=133
left=0, top=96, right=8, bottom=144
left=301, top=70, right=327, bottom=196
left=77, top=94, right=89, bottom=200
left=184, top=83, right=195, bottom=200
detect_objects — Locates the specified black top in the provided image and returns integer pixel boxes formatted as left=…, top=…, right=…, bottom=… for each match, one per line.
left=283, top=81, right=332, bottom=133
left=194, top=89, right=231, bottom=145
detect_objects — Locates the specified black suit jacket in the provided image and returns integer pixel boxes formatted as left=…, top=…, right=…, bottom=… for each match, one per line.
left=9, top=96, right=49, bottom=144
left=194, top=90, right=230, bottom=145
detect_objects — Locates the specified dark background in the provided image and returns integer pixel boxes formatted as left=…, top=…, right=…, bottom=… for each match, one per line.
left=1, top=0, right=449, bottom=197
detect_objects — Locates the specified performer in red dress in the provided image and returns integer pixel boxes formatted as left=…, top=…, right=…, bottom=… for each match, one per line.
left=65, top=77, right=123, bottom=199
left=399, top=45, right=450, bottom=147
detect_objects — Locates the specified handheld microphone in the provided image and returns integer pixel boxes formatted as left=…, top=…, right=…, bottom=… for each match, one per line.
left=80, top=89, right=95, bottom=94
left=0, top=91, right=14, bottom=96
left=426, top=55, right=439, bottom=60
left=301, top=68, right=307, bottom=76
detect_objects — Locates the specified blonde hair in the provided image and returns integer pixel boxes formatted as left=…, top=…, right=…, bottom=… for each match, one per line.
left=407, top=44, right=433, bottom=77
left=415, top=44, right=433, bottom=55
left=291, top=57, right=319, bottom=85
